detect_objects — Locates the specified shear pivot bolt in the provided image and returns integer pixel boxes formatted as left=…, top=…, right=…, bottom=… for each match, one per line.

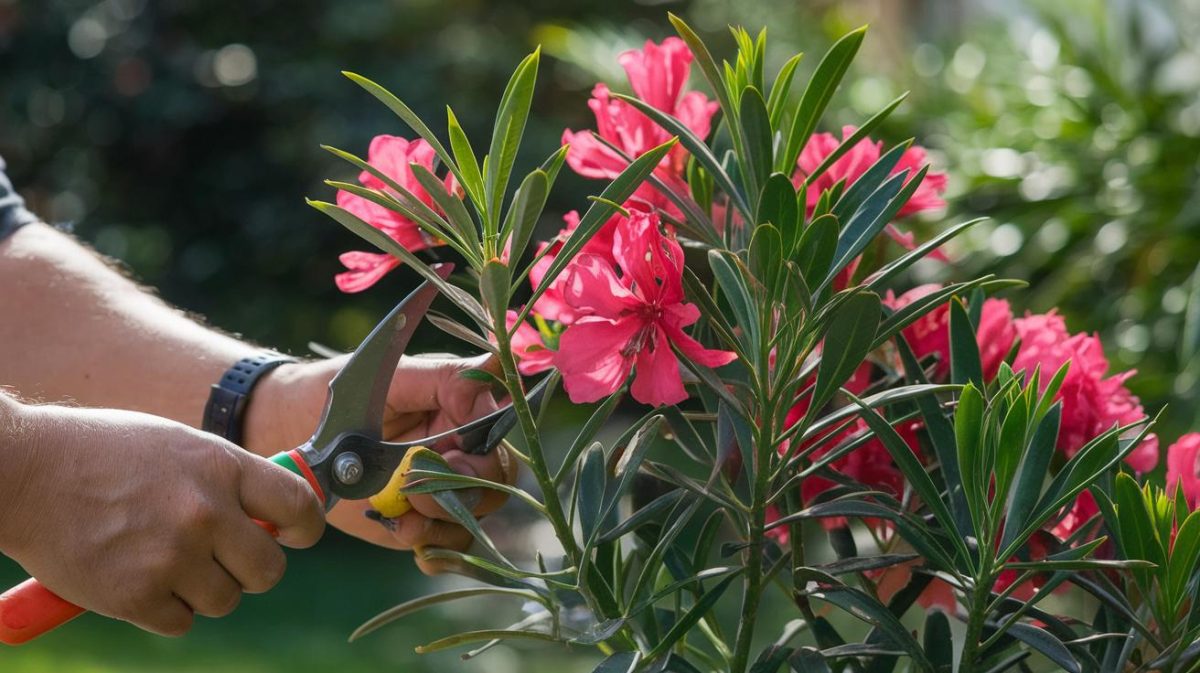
left=334, top=452, right=364, bottom=485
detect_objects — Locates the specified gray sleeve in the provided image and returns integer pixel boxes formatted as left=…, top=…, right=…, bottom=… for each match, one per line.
left=0, top=156, right=38, bottom=241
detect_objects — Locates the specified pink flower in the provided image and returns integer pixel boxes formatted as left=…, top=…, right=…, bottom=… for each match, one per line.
left=335, top=135, right=453, bottom=293
left=1012, top=312, right=1158, bottom=472
left=1167, top=433, right=1200, bottom=509
left=506, top=310, right=556, bottom=376
left=883, top=285, right=1017, bottom=381
left=553, top=209, right=736, bottom=406
left=527, top=210, right=621, bottom=325
left=562, top=38, right=718, bottom=211
left=794, top=126, right=948, bottom=218
left=793, top=127, right=949, bottom=289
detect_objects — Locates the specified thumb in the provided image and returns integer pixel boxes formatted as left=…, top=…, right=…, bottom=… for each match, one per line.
left=236, top=451, right=326, bottom=549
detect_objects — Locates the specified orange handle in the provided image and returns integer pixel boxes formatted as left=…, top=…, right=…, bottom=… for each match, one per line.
left=0, top=579, right=86, bottom=645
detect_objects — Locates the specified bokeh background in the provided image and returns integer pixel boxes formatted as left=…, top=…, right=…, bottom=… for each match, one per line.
left=1, top=0, right=1197, bottom=670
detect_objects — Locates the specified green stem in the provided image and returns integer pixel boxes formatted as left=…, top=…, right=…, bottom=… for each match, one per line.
left=959, top=574, right=993, bottom=673
left=731, top=425, right=775, bottom=673
left=492, top=331, right=579, bottom=564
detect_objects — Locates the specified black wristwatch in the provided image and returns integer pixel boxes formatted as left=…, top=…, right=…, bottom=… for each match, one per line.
left=202, top=352, right=297, bottom=445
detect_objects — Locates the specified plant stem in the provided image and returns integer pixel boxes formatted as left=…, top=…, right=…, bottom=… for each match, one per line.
left=959, top=574, right=993, bottom=673
left=731, top=425, right=775, bottom=673
left=492, top=332, right=580, bottom=565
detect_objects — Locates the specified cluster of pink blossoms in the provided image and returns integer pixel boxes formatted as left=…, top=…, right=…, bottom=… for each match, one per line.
left=334, top=135, right=455, bottom=293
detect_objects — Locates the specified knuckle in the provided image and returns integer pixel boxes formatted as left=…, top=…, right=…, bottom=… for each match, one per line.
left=206, top=588, right=242, bottom=618
left=157, top=611, right=194, bottom=637
left=246, top=549, right=287, bottom=594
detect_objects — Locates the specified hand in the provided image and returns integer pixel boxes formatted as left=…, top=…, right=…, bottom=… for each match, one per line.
left=0, top=400, right=325, bottom=636
left=244, top=353, right=518, bottom=573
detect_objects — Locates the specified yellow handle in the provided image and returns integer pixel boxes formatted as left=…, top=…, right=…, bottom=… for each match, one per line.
left=368, top=447, right=421, bottom=518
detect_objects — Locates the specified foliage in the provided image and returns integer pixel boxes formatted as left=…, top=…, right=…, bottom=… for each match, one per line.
left=315, top=13, right=1200, bottom=672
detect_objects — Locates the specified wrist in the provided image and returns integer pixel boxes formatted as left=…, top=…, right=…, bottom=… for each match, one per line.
left=0, top=398, right=53, bottom=555
left=241, top=361, right=324, bottom=457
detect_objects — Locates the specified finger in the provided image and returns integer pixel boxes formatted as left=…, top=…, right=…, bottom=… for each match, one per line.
left=325, top=500, right=407, bottom=551
left=407, top=446, right=517, bottom=521
left=414, top=547, right=469, bottom=576
left=130, top=594, right=195, bottom=638
left=385, top=354, right=500, bottom=421
left=388, top=511, right=472, bottom=551
left=173, top=560, right=242, bottom=618
left=235, top=451, right=325, bottom=549
left=213, top=515, right=289, bottom=594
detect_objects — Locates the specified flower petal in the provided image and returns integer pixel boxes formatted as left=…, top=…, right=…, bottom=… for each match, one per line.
left=631, top=327, right=689, bottom=406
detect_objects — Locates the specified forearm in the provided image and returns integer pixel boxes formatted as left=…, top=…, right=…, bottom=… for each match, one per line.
left=0, top=223, right=259, bottom=430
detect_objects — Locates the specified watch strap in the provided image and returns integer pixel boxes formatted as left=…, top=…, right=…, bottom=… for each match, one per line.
left=202, top=352, right=296, bottom=444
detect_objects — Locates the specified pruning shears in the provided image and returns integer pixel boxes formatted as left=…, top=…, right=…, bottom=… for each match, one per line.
left=0, top=264, right=543, bottom=645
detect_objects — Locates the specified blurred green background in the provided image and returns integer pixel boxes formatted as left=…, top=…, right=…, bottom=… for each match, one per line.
left=1, top=0, right=1197, bottom=670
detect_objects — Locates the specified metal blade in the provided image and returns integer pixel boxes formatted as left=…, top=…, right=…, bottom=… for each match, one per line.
left=309, top=263, right=453, bottom=450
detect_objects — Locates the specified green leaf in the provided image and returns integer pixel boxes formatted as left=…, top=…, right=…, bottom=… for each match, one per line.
left=611, top=92, right=751, bottom=218
left=709, top=249, right=760, bottom=351
left=757, top=173, right=800, bottom=249
left=480, top=259, right=510, bottom=327
left=799, top=95, right=908, bottom=191
left=848, top=393, right=968, bottom=565
left=749, top=223, right=784, bottom=299
left=502, top=169, right=549, bottom=265
left=822, top=166, right=929, bottom=291
left=865, top=218, right=988, bottom=290
left=766, top=53, right=804, bottom=129
left=446, top=106, right=484, bottom=210
left=594, top=652, right=641, bottom=673
left=1000, top=404, right=1060, bottom=551
left=1169, top=509, right=1200, bottom=603
left=809, top=292, right=881, bottom=417
left=408, top=449, right=513, bottom=565
left=410, top=163, right=480, bottom=256
left=809, top=586, right=934, bottom=672
left=415, top=628, right=563, bottom=654
left=992, top=389, right=1030, bottom=506
left=350, top=587, right=540, bottom=641
left=778, top=27, right=867, bottom=174
left=924, top=610, right=953, bottom=673
left=307, top=199, right=489, bottom=326
left=342, top=72, right=464, bottom=189
left=597, top=489, right=685, bottom=545
left=830, top=141, right=912, bottom=223
left=795, top=213, right=838, bottom=289
left=999, top=623, right=1080, bottom=673
left=949, top=298, right=983, bottom=388
left=739, top=85, right=773, bottom=194
left=645, top=574, right=740, bottom=661
left=603, top=416, right=664, bottom=526
left=486, top=49, right=540, bottom=232
left=788, top=648, right=833, bottom=673
left=555, top=393, right=625, bottom=483
left=955, top=383, right=986, bottom=536
left=426, top=313, right=498, bottom=354
left=577, top=443, right=608, bottom=546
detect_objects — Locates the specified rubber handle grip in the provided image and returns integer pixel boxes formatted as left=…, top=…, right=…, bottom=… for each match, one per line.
left=0, top=449, right=323, bottom=645
left=0, top=579, right=85, bottom=645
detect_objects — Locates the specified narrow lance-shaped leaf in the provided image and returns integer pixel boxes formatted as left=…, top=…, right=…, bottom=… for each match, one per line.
left=502, top=169, right=549, bottom=265
left=611, top=92, right=752, bottom=218
left=446, top=106, right=485, bottom=211
left=739, top=85, right=773, bottom=196
left=486, top=49, right=540, bottom=235
left=949, top=298, right=984, bottom=388
left=778, top=27, right=867, bottom=174
left=306, top=199, right=489, bottom=327
left=808, top=292, right=881, bottom=420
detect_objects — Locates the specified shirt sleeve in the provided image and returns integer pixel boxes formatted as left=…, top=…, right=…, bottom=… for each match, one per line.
left=0, top=155, right=38, bottom=241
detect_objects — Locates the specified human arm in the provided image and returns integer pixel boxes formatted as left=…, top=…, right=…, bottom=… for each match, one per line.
left=0, top=222, right=514, bottom=561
